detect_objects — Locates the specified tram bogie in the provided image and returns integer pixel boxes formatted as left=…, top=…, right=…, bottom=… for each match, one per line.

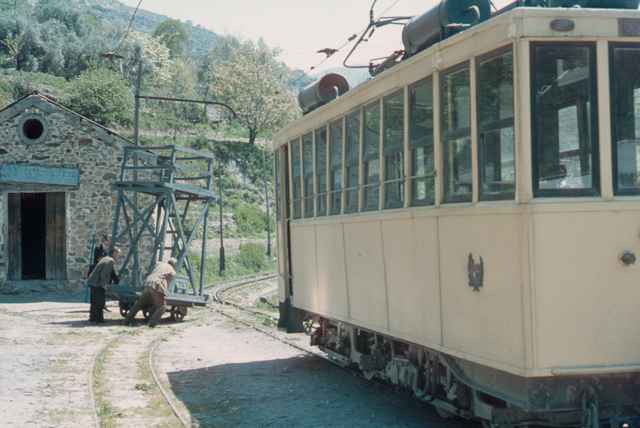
left=274, top=2, right=640, bottom=426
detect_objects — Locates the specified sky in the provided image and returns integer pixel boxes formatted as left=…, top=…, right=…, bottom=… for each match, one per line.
left=119, top=0, right=515, bottom=74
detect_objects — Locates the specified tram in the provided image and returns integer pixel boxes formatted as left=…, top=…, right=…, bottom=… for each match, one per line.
left=274, top=1, right=640, bottom=426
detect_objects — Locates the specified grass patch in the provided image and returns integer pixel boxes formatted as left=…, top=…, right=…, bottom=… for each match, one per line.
left=136, top=342, right=175, bottom=425
left=190, top=242, right=276, bottom=287
left=93, top=344, right=116, bottom=428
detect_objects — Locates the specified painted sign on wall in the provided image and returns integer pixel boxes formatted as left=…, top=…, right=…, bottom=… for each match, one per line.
left=0, top=164, right=80, bottom=187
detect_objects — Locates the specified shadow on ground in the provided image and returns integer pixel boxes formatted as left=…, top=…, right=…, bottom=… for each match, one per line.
left=167, top=354, right=479, bottom=428
left=0, top=291, right=86, bottom=305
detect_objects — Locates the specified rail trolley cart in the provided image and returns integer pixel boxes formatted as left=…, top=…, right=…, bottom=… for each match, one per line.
left=108, top=145, right=215, bottom=322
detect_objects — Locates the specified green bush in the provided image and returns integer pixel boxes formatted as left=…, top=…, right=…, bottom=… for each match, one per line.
left=233, top=204, right=266, bottom=237
left=236, top=243, right=267, bottom=272
left=64, top=68, right=133, bottom=127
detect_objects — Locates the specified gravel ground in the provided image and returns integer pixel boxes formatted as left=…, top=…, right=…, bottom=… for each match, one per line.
left=155, top=305, right=479, bottom=428
left=0, top=294, right=118, bottom=428
left=1, top=292, right=479, bottom=428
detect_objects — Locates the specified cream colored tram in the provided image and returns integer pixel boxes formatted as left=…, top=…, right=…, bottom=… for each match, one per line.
left=274, top=2, right=640, bottom=426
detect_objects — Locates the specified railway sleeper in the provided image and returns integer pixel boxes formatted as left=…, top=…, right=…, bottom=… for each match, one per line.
left=307, top=316, right=640, bottom=428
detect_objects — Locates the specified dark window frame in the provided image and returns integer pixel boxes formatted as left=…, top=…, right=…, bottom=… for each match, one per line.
left=408, top=76, right=435, bottom=207
left=329, top=118, right=344, bottom=215
left=610, top=42, right=640, bottom=196
left=530, top=41, right=600, bottom=198
left=314, top=126, right=328, bottom=217
left=290, top=138, right=303, bottom=219
left=440, top=60, right=473, bottom=204
left=302, top=132, right=315, bottom=218
left=382, top=90, right=406, bottom=210
left=362, top=100, right=382, bottom=212
left=476, top=45, right=516, bottom=202
left=344, top=109, right=361, bottom=214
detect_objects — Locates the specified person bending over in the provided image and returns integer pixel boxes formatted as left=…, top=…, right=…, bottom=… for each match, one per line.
left=87, top=247, right=120, bottom=323
left=126, top=258, right=177, bottom=328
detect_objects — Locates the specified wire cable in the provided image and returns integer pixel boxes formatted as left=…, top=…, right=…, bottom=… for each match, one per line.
left=377, top=0, right=402, bottom=18
left=114, top=0, right=144, bottom=51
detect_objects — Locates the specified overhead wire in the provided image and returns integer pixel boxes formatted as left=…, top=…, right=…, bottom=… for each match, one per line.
left=114, top=0, right=144, bottom=52
left=291, top=0, right=405, bottom=85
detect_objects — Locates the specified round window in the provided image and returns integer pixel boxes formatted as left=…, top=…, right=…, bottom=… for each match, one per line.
left=22, top=118, right=45, bottom=140
left=17, top=114, right=49, bottom=144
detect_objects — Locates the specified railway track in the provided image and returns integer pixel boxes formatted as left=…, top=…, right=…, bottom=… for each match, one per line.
left=209, top=272, right=279, bottom=322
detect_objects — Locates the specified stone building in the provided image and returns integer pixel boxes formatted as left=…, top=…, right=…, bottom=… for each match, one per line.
left=0, top=93, right=131, bottom=293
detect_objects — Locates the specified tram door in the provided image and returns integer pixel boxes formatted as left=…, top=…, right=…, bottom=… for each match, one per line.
left=276, top=145, right=293, bottom=303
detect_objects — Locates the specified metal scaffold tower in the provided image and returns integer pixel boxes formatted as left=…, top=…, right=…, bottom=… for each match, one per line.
left=110, top=145, right=215, bottom=312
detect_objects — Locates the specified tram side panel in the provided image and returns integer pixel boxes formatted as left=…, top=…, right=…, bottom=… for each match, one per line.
left=532, top=208, right=640, bottom=371
left=382, top=217, right=442, bottom=347
left=343, top=220, right=389, bottom=332
left=315, top=223, right=349, bottom=319
left=439, top=213, right=527, bottom=372
left=290, top=224, right=318, bottom=313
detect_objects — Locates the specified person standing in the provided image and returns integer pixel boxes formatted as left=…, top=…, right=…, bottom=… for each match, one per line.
left=87, top=247, right=120, bottom=323
left=126, top=258, right=177, bottom=328
left=87, top=235, right=112, bottom=277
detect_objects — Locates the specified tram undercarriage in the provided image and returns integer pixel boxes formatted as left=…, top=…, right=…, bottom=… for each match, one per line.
left=305, top=315, right=640, bottom=428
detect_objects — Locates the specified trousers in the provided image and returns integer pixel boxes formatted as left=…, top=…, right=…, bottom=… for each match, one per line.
left=126, top=287, right=166, bottom=327
left=89, top=287, right=105, bottom=322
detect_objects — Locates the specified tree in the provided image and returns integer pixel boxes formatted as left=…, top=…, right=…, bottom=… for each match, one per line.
left=64, top=68, right=133, bottom=127
left=118, top=31, right=173, bottom=89
left=210, top=39, right=299, bottom=145
left=153, top=19, right=189, bottom=59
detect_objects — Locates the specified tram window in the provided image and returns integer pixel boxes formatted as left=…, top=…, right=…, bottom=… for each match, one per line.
left=532, top=43, right=599, bottom=197
left=345, top=111, right=360, bottom=213
left=441, top=63, right=472, bottom=203
left=611, top=44, right=640, bottom=195
left=383, top=91, right=405, bottom=209
left=329, top=120, right=343, bottom=215
left=291, top=139, right=302, bottom=219
left=409, top=78, right=435, bottom=206
left=302, top=133, right=315, bottom=218
left=315, top=127, right=328, bottom=216
left=363, top=101, right=381, bottom=211
left=478, top=48, right=515, bottom=201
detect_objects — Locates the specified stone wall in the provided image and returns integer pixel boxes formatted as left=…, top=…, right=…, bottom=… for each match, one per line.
left=0, top=96, right=154, bottom=293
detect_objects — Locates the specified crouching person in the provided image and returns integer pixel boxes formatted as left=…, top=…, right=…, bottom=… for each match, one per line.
left=87, top=247, right=121, bottom=323
left=126, top=258, right=177, bottom=328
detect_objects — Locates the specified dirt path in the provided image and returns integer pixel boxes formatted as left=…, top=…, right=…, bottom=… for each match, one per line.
left=0, top=298, right=118, bottom=428
left=0, top=295, right=204, bottom=428
left=2, top=293, right=478, bottom=428
left=96, top=326, right=177, bottom=427
left=154, top=305, right=478, bottom=428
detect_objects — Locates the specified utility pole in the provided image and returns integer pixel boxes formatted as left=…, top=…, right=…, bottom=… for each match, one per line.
left=262, top=149, right=272, bottom=257
left=132, top=45, right=143, bottom=288
left=218, top=158, right=225, bottom=275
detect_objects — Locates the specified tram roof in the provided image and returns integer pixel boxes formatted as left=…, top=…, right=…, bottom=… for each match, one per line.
left=274, top=6, right=640, bottom=149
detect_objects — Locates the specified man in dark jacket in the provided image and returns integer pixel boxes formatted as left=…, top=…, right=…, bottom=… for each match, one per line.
left=87, top=235, right=112, bottom=277
left=87, top=247, right=120, bottom=323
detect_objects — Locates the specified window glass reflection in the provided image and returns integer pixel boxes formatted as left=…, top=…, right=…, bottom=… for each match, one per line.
left=532, top=43, right=599, bottom=196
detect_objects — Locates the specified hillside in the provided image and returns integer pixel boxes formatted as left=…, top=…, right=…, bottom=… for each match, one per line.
left=83, top=0, right=218, bottom=58
left=0, top=0, right=302, bottom=250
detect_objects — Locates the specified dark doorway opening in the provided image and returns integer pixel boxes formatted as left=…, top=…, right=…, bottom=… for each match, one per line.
left=21, top=193, right=47, bottom=280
